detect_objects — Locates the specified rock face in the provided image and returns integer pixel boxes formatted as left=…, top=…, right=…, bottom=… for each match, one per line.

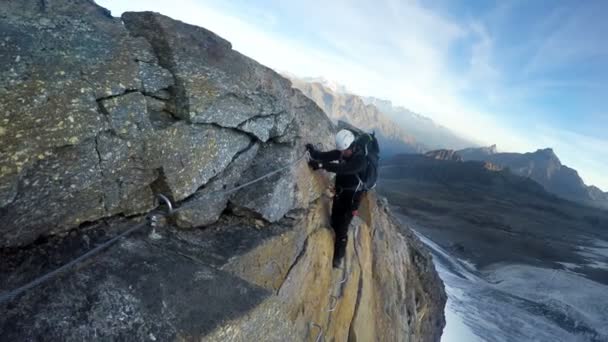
left=1, top=194, right=445, bottom=342
left=0, top=1, right=446, bottom=341
left=0, top=2, right=333, bottom=246
left=457, top=146, right=608, bottom=209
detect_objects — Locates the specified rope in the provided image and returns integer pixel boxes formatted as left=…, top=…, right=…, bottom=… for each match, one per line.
left=0, top=151, right=310, bottom=306
left=212, top=151, right=309, bottom=196
left=0, top=219, right=150, bottom=306
left=170, top=151, right=310, bottom=215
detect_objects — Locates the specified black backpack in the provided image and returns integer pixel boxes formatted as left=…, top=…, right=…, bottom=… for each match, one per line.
left=354, top=132, right=380, bottom=191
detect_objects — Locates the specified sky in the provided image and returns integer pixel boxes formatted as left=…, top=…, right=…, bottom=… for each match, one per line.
left=98, top=0, right=608, bottom=190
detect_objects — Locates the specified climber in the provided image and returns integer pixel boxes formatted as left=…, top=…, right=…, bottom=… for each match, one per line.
left=306, top=129, right=379, bottom=268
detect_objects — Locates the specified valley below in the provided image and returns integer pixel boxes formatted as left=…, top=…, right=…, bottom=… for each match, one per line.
left=379, top=155, right=608, bottom=341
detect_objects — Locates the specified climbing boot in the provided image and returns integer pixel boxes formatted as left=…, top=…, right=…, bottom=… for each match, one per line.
left=332, top=256, right=344, bottom=269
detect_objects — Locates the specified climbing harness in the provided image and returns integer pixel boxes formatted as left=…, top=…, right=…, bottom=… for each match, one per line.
left=0, top=152, right=310, bottom=305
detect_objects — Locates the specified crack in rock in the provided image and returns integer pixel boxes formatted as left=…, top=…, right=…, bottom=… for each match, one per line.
left=276, top=233, right=310, bottom=295
left=93, top=135, right=109, bottom=214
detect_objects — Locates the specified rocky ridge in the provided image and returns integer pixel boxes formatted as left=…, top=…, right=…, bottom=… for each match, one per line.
left=457, top=146, right=608, bottom=209
left=0, top=1, right=446, bottom=341
left=424, top=149, right=463, bottom=162
left=424, top=149, right=501, bottom=171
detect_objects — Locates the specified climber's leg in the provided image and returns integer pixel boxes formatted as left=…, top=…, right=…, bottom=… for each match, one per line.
left=331, top=193, right=355, bottom=268
left=333, top=213, right=353, bottom=267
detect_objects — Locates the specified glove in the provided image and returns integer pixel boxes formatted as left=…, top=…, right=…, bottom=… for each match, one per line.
left=305, top=143, right=316, bottom=152
left=308, top=160, right=323, bottom=170
left=305, top=143, right=319, bottom=159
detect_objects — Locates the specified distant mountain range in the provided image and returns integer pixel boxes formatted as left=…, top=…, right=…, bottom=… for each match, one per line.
left=290, top=78, right=423, bottom=155
left=364, top=97, right=476, bottom=150
left=289, top=77, right=477, bottom=155
left=381, top=153, right=551, bottom=199
left=456, top=146, right=608, bottom=210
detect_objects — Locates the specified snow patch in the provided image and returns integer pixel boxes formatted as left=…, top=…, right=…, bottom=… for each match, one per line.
left=577, top=239, right=608, bottom=270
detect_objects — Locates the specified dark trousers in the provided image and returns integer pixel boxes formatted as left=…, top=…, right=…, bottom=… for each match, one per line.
left=330, top=190, right=362, bottom=262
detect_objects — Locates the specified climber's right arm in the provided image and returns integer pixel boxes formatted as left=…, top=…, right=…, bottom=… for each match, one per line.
left=306, top=144, right=341, bottom=162
left=311, top=150, right=342, bottom=162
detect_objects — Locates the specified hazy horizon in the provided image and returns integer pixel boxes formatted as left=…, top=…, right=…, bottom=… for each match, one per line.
left=98, top=0, right=608, bottom=191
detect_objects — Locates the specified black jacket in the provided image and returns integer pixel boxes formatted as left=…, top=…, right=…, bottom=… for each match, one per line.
left=309, top=148, right=367, bottom=191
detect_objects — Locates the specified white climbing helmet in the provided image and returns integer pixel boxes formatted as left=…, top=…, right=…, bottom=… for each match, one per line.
left=335, top=129, right=355, bottom=151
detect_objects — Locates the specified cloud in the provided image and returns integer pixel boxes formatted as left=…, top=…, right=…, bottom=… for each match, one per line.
left=523, top=3, right=608, bottom=77
left=468, top=22, right=499, bottom=82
